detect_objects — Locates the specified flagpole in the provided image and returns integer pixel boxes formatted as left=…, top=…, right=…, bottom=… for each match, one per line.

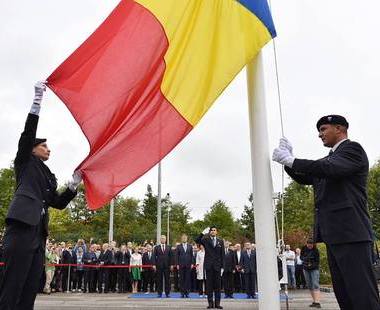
left=156, top=162, right=162, bottom=245
left=109, top=198, right=114, bottom=243
left=247, top=52, right=280, bottom=310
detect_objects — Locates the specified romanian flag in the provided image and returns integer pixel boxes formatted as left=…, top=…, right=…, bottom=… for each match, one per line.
left=47, top=0, right=276, bottom=210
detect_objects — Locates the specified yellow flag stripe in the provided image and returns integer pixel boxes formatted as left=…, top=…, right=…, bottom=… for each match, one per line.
left=135, top=0, right=272, bottom=126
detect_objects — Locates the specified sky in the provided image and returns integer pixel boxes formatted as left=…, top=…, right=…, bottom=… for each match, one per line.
left=1, top=0, right=379, bottom=221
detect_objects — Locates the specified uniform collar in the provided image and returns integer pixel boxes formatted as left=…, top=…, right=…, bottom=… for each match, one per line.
left=331, top=138, right=348, bottom=153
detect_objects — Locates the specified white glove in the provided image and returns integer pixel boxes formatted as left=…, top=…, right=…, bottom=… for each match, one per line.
left=272, top=147, right=294, bottom=168
left=202, top=227, right=210, bottom=235
left=33, top=81, right=46, bottom=105
left=279, top=137, right=293, bottom=155
left=68, top=170, right=82, bottom=191
left=30, top=81, right=46, bottom=115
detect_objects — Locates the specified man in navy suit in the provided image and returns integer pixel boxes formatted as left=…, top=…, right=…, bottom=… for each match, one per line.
left=196, top=226, right=225, bottom=309
left=142, top=244, right=155, bottom=293
left=0, top=82, right=80, bottom=310
left=223, top=242, right=237, bottom=298
left=176, top=234, right=193, bottom=298
left=241, top=242, right=257, bottom=299
left=153, top=235, right=172, bottom=297
left=273, top=115, right=380, bottom=309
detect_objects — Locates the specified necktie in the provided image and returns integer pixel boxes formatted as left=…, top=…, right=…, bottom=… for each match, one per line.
left=162, top=244, right=165, bottom=252
left=149, top=252, right=151, bottom=260
left=213, top=237, right=216, bottom=247
left=328, top=150, right=333, bottom=156
left=184, top=243, right=187, bottom=252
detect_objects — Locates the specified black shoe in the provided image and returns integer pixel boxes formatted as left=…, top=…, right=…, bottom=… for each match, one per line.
left=310, top=302, right=321, bottom=308
left=215, top=302, right=223, bottom=309
left=207, top=301, right=214, bottom=309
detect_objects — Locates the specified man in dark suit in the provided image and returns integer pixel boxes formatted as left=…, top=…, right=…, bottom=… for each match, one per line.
left=153, top=235, right=172, bottom=297
left=0, top=82, right=80, bottom=310
left=61, top=243, right=77, bottom=292
left=233, top=243, right=244, bottom=293
left=83, top=244, right=98, bottom=293
left=273, top=114, right=380, bottom=309
left=98, top=243, right=113, bottom=293
left=196, top=226, right=225, bottom=309
left=223, top=242, right=236, bottom=298
left=142, top=244, right=155, bottom=293
left=176, top=234, right=194, bottom=298
left=241, top=242, right=257, bottom=299
left=115, top=244, right=131, bottom=293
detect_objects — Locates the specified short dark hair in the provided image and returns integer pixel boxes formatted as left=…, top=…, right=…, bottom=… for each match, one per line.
left=209, top=226, right=217, bottom=231
left=306, top=238, right=314, bottom=244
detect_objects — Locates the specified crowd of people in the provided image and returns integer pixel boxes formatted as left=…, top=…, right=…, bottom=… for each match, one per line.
left=31, top=234, right=320, bottom=301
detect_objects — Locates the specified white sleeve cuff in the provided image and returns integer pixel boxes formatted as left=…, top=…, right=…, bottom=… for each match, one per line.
left=30, top=103, right=41, bottom=115
left=285, top=157, right=295, bottom=168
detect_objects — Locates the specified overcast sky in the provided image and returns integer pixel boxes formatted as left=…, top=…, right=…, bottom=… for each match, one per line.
left=1, top=0, right=379, bottom=221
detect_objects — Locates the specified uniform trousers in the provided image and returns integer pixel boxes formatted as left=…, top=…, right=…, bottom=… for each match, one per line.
left=327, top=241, right=380, bottom=310
left=205, top=268, right=222, bottom=303
left=0, top=222, right=45, bottom=310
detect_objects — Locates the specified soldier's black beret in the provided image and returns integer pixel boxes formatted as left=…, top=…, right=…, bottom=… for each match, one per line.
left=316, top=115, right=349, bottom=130
left=33, top=138, right=47, bottom=147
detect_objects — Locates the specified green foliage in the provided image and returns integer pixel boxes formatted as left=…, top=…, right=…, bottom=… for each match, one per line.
left=277, top=181, right=314, bottom=235
left=239, top=193, right=255, bottom=240
left=203, top=200, right=240, bottom=241
left=0, top=166, right=16, bottom=231
left=368, top=160, right=380, bottom=238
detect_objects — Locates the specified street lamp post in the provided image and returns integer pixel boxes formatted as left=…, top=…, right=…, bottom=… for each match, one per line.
left=165, top=193, right=171, bottom=244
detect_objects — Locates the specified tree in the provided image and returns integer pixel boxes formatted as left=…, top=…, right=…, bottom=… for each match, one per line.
left=162, top=202, right=191, bottom=243
left=240, top=193, right=255, bottom=240
left=203, top=200, right=239, bottom=241
left=66, top=184, right=95, bottom=223
left=0, top=165, right=16, bottom=231
left=141, top=185, right=158, bottom=224
left=368, top=160, right=380, bottom=238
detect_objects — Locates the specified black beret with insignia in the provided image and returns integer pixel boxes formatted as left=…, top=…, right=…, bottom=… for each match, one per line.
left=316, top=115, right=349, bottom=131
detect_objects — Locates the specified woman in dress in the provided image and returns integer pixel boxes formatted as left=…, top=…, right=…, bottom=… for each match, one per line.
left=196, top=244, right=206, bottom=297
left=130, top=247, right=142, bottom=293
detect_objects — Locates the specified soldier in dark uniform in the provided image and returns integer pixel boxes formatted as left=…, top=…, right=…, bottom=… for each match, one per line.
left=273, top=114, right=380, bottom=310
left=196, top=226, right=225, bottom=309
left=0, top=82, right=80, bottom=310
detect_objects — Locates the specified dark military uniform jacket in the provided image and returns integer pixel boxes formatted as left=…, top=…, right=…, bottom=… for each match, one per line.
left=6, top=113, right=76, bottom=236
left=285, top=139, right=373, bottom=245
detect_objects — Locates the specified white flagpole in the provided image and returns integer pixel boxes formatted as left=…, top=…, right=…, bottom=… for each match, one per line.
left=247, top=52, right=280, bottom=310
left=109, top=198, right=114, bottom=243
left=156, top=162, right=162, bottom=245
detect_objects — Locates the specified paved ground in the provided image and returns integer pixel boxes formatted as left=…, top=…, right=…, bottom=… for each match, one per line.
left=35, top=290, right=340, bottom=309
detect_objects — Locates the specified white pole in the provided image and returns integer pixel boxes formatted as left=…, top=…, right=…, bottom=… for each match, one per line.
left=157, top=162, right=162, bottom=245
left=109, top=198, right=114, bottom=243
left=247, top=52, right=280, bottom=310
left=167, top=206, right=171, bottom=245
